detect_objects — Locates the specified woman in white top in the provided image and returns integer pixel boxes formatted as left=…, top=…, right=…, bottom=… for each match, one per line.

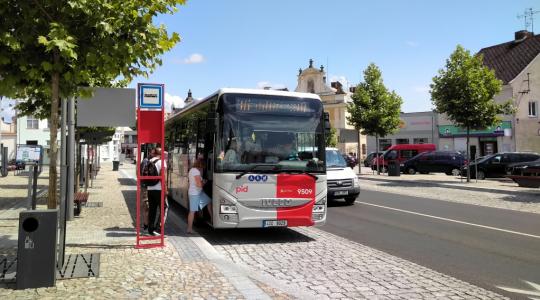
left=187, top=158, right=212, bottom=233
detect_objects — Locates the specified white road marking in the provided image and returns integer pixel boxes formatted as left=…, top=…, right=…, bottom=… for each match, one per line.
left=357, top=201, right=540, bottom=240
left=497, top=280, right=540, bottom=299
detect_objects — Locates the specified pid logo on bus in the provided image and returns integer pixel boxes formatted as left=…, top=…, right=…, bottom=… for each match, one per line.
left=248, top=175, right=268, bottom=182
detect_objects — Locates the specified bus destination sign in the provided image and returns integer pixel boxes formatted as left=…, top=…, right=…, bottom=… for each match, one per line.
left=236, top=97, right=314, bottom=115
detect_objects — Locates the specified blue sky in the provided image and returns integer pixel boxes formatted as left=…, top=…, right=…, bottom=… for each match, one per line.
left=129, top=0, right=539, bottom=113
left=1, top=0, right=538, bottom=123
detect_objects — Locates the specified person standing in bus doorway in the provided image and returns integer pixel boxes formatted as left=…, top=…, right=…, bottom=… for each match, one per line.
left=187, top=158, right=212, bottom=234
left=147, top=147, right=167, bottom=236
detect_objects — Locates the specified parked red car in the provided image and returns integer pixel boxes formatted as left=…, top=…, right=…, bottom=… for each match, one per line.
left=371, top=144, right=436, bottom=172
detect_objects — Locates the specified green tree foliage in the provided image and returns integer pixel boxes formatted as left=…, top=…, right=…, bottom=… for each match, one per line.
left=430, top=45, right=514, bottom=181
left=347, top=63, right=403, bottom=173
left=326, top=127, right=338, bottom=148
left=0, top=0, right=184, bottom=208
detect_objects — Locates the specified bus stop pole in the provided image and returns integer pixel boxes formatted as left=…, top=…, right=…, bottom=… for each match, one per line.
left=67, top=97, right=75, bottom=221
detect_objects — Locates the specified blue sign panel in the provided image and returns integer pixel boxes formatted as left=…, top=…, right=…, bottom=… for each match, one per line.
left=138, top=84, right=164, bottom=109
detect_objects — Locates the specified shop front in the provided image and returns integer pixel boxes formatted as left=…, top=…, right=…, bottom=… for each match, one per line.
left=438, top=121, right=513, bottom=157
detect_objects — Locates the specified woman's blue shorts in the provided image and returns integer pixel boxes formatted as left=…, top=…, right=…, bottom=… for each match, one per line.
left=188, top=191, right=211, bottom=212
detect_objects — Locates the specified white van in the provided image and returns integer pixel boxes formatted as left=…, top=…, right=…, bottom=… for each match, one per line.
left=326, top=148, right=360, bottom=204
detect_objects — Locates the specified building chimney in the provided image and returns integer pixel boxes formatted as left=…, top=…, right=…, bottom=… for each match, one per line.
left=515, top=30, right=533, bottom=42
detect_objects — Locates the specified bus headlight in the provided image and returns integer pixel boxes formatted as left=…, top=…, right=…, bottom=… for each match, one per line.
left=220, top=205, right=238, bottom=214
left=312, top=205, right=325, bottom=213
left=316, top=196, right=327, bottom=205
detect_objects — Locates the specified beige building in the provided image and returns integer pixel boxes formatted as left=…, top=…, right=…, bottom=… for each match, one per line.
left=1, top=116, right=17, bottom=160
left=295, top=59, right=367, bottom=159
left=477, top=30, right=540, bottom=154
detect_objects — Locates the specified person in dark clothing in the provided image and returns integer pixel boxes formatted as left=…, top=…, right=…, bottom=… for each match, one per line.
left=146, top=147, right=167, bottom=236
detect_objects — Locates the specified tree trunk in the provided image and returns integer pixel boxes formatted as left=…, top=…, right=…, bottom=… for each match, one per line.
left=466, top=126, right=470, bottom=183
left=48, top=54, right=60, bottom=209
left=375, top=134, right=380, bottom=175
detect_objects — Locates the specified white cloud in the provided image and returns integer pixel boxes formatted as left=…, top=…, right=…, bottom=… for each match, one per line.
left=406, top=41, right=419, bottom=47
left=256, top=81, right=287, bottom=90
left=164, top=93, right=185, bottom=113
left=182, top=53, right=205, bottom=64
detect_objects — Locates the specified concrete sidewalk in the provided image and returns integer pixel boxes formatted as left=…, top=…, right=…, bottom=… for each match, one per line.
left=0, top=162, right=279, bottom=299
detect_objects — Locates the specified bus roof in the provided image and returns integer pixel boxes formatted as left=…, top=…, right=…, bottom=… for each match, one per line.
left=166, top=88, right=321, bottom=123
left=215, top=88, right=321, bottom=100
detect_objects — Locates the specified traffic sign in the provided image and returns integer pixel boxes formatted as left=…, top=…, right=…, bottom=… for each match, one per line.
left=138, top=84, right=164, bottom=109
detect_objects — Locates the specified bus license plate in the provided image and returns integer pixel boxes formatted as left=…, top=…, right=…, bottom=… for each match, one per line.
left=263, top=220, right=287, bottom=227
left=335, top=190, right=348, bottom=196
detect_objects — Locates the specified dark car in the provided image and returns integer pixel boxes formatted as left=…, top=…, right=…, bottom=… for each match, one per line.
left=507, top=158, right=540, bottom=176
left=402, top=151, right=466, bottom=175
left=462, top=152, right=540, bottom=179
left=363, top=152, right=383, bottom=167
left=9, top=159, right=26, bottom=170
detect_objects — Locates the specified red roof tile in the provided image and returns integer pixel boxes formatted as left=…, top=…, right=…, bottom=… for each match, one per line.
left=478, top=33, right=540, bottom=84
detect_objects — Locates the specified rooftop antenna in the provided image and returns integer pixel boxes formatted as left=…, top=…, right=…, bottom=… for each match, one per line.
left=518, top=8, right=540, bottom=33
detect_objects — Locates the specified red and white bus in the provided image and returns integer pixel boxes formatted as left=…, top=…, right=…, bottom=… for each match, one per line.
left=165, top=88, right=328, bottom=228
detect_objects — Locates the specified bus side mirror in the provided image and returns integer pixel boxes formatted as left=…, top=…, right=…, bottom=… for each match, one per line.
left=324, top=112, right=331, bottom=134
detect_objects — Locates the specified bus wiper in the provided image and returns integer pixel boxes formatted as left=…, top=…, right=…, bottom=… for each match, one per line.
left=235, top=164, right=279, bottom=180
left=276, top=168, right=318, bottom=180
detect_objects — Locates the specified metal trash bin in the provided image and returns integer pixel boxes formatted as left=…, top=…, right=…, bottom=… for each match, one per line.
left=112, top=161, right=119, bottom=171
left=17, top=209, right=58, bottom=289
left=388, top=160, right=401, bottom=177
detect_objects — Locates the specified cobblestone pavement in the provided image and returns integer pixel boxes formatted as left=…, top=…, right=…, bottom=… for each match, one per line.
left=0, top=162, right=269, bottom=299
left=208, top=227, right=507, bottom=300
left=359, top=167, right=540, bottom=214
left=0, top=164, right=515, bottom=299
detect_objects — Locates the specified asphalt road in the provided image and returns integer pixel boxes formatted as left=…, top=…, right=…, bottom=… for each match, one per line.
left=322, top=189, right=540, bottom=299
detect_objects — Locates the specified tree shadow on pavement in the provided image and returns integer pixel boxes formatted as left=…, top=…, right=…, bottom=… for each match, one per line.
left=120, top=190, right=138, bottom=227
left=65, top=243, right=134, bottom=250
left=0, top=197, right=28, bottom=211
left=104, top=226, right=137, bottom=238
left=117, top=178, right=137, bottom=186
left=0, top=235, right=18, bottom=255
left=500, top=193, right=540, bottom=204
left=0, top=184, right=47, bottom=190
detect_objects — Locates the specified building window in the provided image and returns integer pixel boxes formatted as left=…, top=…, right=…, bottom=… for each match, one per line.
left=379, top=139, right=392, bottom=151
left=529, top=101, right=537, bottom=117
left=396, top=138, right=409, bottom=145
left=413, top=138, right=428, bottom=144
left=27, top=116, right=39, bottom=129
left=307, top=79, right=315, bottom=93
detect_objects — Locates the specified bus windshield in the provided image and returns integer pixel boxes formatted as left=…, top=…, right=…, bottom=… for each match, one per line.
left=215, top=93, right=326, bottom=173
